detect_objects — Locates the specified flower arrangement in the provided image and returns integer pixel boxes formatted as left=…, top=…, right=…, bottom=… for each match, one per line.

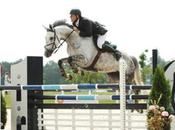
left=147, top=104, right=174, bottom=130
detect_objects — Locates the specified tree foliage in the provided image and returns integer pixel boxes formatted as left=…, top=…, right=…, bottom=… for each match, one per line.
left=149, top=66, right=173, bottom=113
left=43, top=61, right=66, bottom=84
left=139, top=49, right=169, bottom=84
left=139, top=49, right=148, bottom=68
left=0, top=62, right=11, bottom=85
left=139, top=49, right=152, bottom=84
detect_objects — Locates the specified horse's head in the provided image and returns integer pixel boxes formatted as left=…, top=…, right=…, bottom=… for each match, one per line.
left=44, top=24, right=57, bottom=57
left=44, top=20, right=73, bottom=57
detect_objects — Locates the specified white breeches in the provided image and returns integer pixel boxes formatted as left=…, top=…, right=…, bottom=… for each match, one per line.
left=97, top=34, right=107, bottom=49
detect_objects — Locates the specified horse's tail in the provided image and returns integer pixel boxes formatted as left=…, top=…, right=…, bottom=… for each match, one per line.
left=131, top=56, right=143, bottom=85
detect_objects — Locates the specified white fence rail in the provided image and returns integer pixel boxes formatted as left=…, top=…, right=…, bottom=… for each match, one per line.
left=37, top=109, right=147, bottom=130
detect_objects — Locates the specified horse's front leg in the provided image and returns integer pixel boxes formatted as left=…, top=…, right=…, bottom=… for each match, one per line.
left=68, top=55, right=87, bottom=71
left=58, top=58, right=69, bottom=78
left=67, top=56, right=79, bottom=73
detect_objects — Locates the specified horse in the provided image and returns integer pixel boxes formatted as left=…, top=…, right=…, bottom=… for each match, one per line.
left=44, top=20, right=143, bottom=85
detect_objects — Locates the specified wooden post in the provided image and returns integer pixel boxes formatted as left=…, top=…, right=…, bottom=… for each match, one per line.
left=152, top=49, right=158, bottom=74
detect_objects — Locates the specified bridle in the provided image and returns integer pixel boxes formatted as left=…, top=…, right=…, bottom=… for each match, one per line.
left=44, top=28, right=74, bottom=54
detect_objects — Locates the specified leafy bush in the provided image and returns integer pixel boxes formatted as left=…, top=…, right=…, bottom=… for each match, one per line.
left=149, top=66, right=172, bottom=112
left=148, top=66, right=173, bottom=130
left=1, top=94, right=7, bottom=129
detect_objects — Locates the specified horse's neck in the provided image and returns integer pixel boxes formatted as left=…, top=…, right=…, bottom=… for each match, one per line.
left=55, top=26, right=72, bottom=39
left=55, top=26, right=98, bottom=63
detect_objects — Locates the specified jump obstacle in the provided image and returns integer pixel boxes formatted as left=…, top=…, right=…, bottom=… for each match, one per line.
left=0, top=50, right=175, bottom=130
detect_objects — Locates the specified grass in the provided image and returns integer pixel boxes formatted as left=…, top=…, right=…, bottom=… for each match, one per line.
left=3, top=92, right=11, bottom=108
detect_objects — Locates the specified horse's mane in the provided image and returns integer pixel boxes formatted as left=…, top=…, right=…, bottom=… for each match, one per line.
left=52, top=20, right=73, bottom=29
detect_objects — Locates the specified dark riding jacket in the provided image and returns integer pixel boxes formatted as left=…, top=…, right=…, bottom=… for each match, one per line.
left=73, top=17, right=93, bottom=37
left=73, top=17, right=107, bottom=38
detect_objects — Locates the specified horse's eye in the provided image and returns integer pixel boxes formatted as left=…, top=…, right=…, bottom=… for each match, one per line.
left=50, top=37, right=54, bottom=40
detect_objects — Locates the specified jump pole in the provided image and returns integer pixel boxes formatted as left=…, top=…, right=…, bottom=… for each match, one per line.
left=152, top=49, right=158, bottom=74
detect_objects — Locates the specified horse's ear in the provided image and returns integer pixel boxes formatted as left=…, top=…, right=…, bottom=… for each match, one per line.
left=43, top=25, right=49, bottom=31
left=49, top=24, right=54, bottom=31
left=43, top=24, right=53, bottom=32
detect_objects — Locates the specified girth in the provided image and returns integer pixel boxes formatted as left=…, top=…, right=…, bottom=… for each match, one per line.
left=83, top=51, right=102, bottom=71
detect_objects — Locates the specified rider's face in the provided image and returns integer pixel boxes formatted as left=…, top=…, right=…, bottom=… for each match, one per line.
left=70, top=14, right=78, bottom=23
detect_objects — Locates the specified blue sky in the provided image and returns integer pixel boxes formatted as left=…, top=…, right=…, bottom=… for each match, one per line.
left=0, top=0, right=175, bottom=63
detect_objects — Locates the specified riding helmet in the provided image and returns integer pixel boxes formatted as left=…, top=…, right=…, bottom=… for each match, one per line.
left=70, top=9, right=81, bottom=16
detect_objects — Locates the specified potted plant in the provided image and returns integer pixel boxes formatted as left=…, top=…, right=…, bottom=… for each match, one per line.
left=147, top=66, right=174, bottom=130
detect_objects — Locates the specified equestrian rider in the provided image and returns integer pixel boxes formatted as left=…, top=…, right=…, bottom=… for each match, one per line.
left=70, top=9, right=121, bottom=60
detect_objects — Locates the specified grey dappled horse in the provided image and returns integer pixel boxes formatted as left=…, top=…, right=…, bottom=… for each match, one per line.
left=44, top=20, right=143, bottom=85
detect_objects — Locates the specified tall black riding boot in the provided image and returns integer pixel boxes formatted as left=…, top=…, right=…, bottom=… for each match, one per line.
left=104, top=41, right=117, bottom=49
left=102, top=42, right=121, bottom=60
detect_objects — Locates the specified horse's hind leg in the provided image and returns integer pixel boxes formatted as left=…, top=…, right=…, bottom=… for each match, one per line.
left=131, top=56, right=143, bottom=85
left=107, top=72, right=119, bottom=83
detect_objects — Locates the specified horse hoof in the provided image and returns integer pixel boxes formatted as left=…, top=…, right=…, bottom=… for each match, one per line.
left=67, top=74, right=73, bottom=80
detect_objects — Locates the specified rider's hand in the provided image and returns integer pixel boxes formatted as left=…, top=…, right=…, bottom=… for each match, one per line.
left=73, top=26, right=80, bottom=33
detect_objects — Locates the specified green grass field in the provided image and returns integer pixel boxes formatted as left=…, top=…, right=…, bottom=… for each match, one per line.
left=3, top=92, right=11, bottom=108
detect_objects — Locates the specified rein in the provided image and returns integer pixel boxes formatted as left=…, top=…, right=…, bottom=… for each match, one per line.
left=53, top=29, right=74, bottom=53
left=45, top=29, right=74, bottom=54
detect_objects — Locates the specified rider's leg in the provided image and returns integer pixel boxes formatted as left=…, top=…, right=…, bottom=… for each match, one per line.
left=103, top=41, right=117, bottom=49
left=102, top=43, right=121, bottom=60
left=97, top=35, right=121, bottom=60
left=102, top=42, right=117, bottom=53
left=97, top=34, right=107, bottom=49
left=97, top=34, right=117, bottom=50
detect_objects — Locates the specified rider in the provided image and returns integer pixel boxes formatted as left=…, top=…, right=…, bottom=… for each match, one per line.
left=70, top=9, right=121, bottom=60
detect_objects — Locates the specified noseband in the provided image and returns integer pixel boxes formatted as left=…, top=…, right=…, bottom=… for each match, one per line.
left=45, top=29, right=74, bottom=54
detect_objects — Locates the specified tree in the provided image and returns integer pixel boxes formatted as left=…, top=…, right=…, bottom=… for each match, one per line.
left=149, top=66, right=172, bottom=113
left=0, top=62, right=11, bottom=85
left=139, top=50, right=169, bottom=84
left=139, top=49, right=148, bottom=69
left=43, top=61, right=66, bottom=84
left=139, top=49, right=152, bottom=84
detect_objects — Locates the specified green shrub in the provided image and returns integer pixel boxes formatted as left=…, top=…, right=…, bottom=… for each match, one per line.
left=1, top=94, right=7, bottom=129
left=149, top=66, right=173, bottom=113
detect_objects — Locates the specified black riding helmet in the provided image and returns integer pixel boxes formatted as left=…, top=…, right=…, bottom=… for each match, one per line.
left=70, top=9, right=81, bottom=16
